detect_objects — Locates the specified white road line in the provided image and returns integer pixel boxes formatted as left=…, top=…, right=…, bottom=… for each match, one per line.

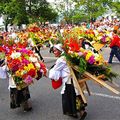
left=84, top=91, right=120, bottom=100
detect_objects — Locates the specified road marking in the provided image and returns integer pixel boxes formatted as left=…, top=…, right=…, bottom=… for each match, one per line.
left=84, top=91, right=120, bottom=100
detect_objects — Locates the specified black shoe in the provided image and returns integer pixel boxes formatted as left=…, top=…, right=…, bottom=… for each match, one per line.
left=80, top=112, right=87, bottom=120
left=24, top=107, right=32, bottom=112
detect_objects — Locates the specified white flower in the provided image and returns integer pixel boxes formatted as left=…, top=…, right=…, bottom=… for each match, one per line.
left=11, top=52, right=21, bottom=59
left=35, top=62, right=40, bottom=68
left=29, top=56, right=38, bottom=62
left=94, top=53, right=99, bottom=59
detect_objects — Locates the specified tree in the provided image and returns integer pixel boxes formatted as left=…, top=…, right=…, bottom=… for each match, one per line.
left=0, top=0, right=58, bottom=31
left=25, top=0, right=58, bottom=23
left=0, top=0, right=29, bottom=31
left=71, top=0, right=120, bottom=23
left=111, top=1, right=120, bottom=17
left=71, top=0, right=112, bottom=22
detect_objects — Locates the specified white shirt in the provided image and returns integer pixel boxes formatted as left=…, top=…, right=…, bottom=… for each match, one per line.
left=0, top=64, right=16, bottom=89
left=49, top=56, right=79, bottom=95
left=6, top=66, right=16, bottom=90
left=0, top=65, right=7, bottom=79
left=8, top=74, right=16, bottom=90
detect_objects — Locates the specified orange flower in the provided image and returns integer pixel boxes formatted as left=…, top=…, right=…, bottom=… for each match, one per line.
left=68, top=38, right=80, bottom=52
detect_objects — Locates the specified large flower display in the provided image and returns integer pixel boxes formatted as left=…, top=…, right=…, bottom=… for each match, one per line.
left=62, top=37, right=117, bottom=81
left=62, top=27, right=111, bottom=46
left=27, top=23, right=57, bottom=47
left=6, top=48, right=47, bottom=90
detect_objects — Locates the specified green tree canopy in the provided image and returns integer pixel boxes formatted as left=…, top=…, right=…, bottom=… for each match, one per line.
left=0, top=0, right=58, bottom=31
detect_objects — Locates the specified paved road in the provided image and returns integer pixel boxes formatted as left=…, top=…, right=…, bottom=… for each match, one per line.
left=0, top=47, right=120, bottom=120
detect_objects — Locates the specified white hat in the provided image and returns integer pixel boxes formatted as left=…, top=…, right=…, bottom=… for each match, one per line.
left=54, top=44, right=63, bottom=52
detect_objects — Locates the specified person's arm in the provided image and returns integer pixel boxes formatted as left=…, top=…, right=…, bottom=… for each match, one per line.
left=0, top=59, right=5, bottom=67
left=49, top=58, right=66, bottom=80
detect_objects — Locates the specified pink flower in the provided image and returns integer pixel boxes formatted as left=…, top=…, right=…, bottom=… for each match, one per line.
left=24, top=75, right=33, bottom=84
left=88, top=55, right=95, bottom=64
left=101, top=35, right=107, bottom=43
left=22, top=58, right=30, bottom=65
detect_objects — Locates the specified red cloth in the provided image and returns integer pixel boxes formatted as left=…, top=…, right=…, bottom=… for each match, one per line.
left=110, top=35, right=120, bottom=48
left=51, top=77, right=62, bottom=89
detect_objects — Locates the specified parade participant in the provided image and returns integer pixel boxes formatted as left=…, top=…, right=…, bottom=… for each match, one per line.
left=108, top=30, right=120, bottom=63
left=0, top=58, right=7, bottom=79
left=0, top=58, right=32, bottom=112
left=8, top=74, right=32, bottom=112
left=49, top=44, right=87, bottom=120
left=28, top=38, right=44, bottom=62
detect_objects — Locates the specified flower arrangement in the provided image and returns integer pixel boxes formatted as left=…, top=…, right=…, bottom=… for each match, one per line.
left=7, top=48, right=47, bottom=89
left=95, top=31, right=111, bottom=44
left=61, top=27, right=112, bottom=46
left=29, top=32, right=43, bottom=46
left=27, top=23, right=40, bottom=33
left=1, top=34, right=28, bottom=55
left=62, top=37, right=117, bottom=81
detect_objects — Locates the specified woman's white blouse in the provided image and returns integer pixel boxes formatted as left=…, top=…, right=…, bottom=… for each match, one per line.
left=49, top=56, right=79, bottom=95
left=49, top=56, right=70, bottom=80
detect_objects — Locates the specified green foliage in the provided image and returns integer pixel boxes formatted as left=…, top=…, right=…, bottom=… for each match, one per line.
left=87, top=64, right=118, bottom=82
left=0, top=0, right=58, bottom=30
left=79, top=57, right=87, bottom=73
left=64, top=50, right=118, bottom=82
left=25, top=0, right=58, bottom=22
left=0, top=52, right=5, bottom=59
left=111, top=1, right=120, bottom=16
left=70, top=0, right=120, bottom=23
left=64, top=52, right=87, bottom=73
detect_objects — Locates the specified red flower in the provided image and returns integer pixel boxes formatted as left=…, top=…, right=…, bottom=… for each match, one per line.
left=0, top=46, right=4, bottom=52
left=68, top=38, right=80, bottom=52
left=39, top=62, right=47, bottom=75
left=27, top=69, right=36, bottom=77
left=8, top=59, right=21, bottom=72
left=22, top=73, right=28, bottom=79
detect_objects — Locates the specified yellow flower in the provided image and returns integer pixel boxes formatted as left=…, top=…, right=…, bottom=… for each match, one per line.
left=90, top=34, right=94, bottom=38
left=24, top=66, right=29, bottom=71
left=15, top=70, right=21, bottom=77
left=85, top=52, right=93, bottom=61
left=20, top=70, right=27, bottom=76
left=27, top=63, right=35, bottom=70
left=80, top=48, right=85, bottom=52
left=95, top=54, right=104, bottom=65
left=106, top=37, right=110, bottom=42
left=74, top=52, right=79, bottom=57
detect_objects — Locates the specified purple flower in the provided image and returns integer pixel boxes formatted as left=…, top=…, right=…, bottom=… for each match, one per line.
left=88, top=55, right=95, bottom=64
left=24, top=75, right=33, bottom=84
left=18, top=48, right=28, bottom=54
left=101, top=35, right=106, bottom=43
left=78, top=52, right=83, bottom=56
left=22, top=58, right=30, bottom=65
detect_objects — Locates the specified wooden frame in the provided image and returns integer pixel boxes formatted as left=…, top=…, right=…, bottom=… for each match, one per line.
left=67, top=62, right=120, bottom=104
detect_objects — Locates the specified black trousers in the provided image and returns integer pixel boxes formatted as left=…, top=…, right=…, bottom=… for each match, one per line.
left=10, top=87, right=30, bottom=109
left=62, top=84, right=77, bottom=115
left=108, top=46, right=120, bottom=63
